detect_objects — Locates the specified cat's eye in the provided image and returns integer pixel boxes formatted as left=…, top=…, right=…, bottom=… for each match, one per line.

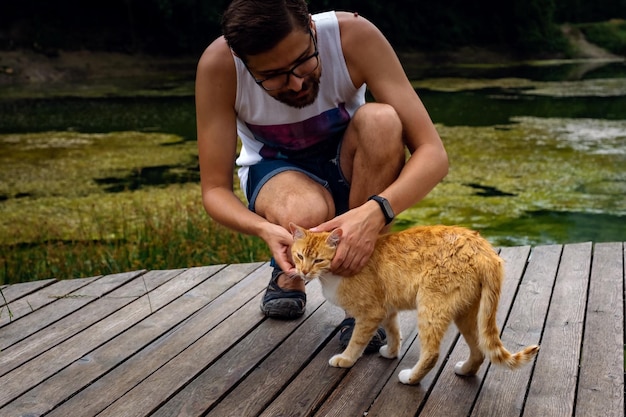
left=296, top=253, right=304, bottom=261
left=314, top=259, right=324, bottom=264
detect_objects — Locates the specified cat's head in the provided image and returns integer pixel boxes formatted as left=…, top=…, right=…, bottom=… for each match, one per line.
left=289, top=222, right=341, bottom=281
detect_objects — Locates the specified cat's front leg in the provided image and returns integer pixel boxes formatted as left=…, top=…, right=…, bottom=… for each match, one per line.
left=329, top=354, right=356, bottom=368
left=329, top=319, right=379, bottom=368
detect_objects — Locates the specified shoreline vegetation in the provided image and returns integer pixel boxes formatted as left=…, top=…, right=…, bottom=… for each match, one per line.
left=1, top=21, right=625, bottom=286
left=1, top=186, right=271, bottom=284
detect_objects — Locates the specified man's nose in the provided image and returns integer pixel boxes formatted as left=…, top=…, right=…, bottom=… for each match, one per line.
left=286, top=73, right=305, bottom=91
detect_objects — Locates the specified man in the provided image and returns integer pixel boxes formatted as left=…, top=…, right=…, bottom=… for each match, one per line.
left=196, top=0, right=448, bottom=350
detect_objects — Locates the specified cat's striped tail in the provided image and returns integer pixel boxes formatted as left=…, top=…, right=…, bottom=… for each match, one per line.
left=477, top=256, right=540, bottom=369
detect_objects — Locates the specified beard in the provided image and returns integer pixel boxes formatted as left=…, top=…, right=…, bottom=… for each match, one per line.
left=272, top=73, right=321, bottom=109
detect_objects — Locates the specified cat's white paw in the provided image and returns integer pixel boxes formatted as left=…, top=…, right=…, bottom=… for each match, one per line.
left=329, top=354, right=355, bottom=368
left=454, top=360, right=477, bottom=376
left=379, top=344, right=399, bottom=359
left=398, top=369, right=413, bottom=385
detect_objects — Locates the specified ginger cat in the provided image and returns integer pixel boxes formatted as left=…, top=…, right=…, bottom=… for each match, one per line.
left=289, top=223, right=539, bottom=385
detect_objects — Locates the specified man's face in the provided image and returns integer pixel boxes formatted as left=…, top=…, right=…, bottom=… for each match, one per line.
left=244, top=27, right=321, bottom=108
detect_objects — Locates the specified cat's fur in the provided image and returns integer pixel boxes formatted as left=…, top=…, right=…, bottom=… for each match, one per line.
left=289, top=223, right=539, bottom=385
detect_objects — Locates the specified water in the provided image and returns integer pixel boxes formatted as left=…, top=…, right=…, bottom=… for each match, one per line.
left=408, top=59, right=626, bottom=245
left=0, top=58, right=624, bottom=247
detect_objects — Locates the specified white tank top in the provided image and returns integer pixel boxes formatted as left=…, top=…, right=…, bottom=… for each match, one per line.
left=232, top=11, right=366, bottom=191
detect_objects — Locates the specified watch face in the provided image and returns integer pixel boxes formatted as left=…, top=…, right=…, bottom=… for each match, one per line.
left=369, top=195, right=394, bottom=224
left=382, top=199, right=393, bottom=216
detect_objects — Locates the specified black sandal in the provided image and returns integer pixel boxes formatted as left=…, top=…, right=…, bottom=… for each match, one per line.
left=260, top=267, right=306, bottom=320
left=338, top=317, right=387, bottom=354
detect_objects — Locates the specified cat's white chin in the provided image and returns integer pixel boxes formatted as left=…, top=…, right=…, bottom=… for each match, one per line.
left=293, top=272, right=313, bottom=281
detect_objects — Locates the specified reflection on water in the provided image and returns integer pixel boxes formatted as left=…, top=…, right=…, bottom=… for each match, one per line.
left=419, top=90, right=626, bottom=126
left=0, top=58, right=624, bottom=246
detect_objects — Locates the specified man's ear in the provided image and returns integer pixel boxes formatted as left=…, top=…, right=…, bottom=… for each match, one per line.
left=327, top=228, right=342, bottom=247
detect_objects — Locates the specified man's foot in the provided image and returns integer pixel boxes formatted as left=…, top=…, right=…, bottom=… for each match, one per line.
left=338, top=317, right=387, bottom=354
left=260, top=267, right=306, bottom=320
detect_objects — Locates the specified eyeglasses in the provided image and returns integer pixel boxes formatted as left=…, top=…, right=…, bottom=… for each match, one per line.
left=246, top=29, right=319, bottom=91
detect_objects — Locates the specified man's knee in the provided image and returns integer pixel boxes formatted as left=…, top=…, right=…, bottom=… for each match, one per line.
left=343, top=103, right=404, bottom=168
left=273, top=191, right=334, bottom=228
left=255, top=171, right=335, bottom=228
left=352, top=103, right=402, bottom=140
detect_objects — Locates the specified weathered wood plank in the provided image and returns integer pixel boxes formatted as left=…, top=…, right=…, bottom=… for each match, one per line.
left=1, top=264, right=238, bottom=417
left=575, top=242, right=624, bottom=417
left=1, top=279, right=58, bottom=323
left=522, top=242, right=593, bottom=417
left=365, top=326, right=459, bottom=417
left=204, top=299, right=344, bottom=417
left=0, top=269, right=145, bottom=367
left=419, top=245, right=561, bottom=417
left=259, top=318, right=450, bottom=417
left=0, top=268, right=183, bottom=408
left=312, top=311, right=421, bottom=417
left=364, top=246, right=531, bottom=417
left=45, top=263, right=271, bottom=417
left=93, top=264, right=275, bottom=417
left=256, top=330, right=350, bottom=417
left=475, top=242, right=590, bottom=416
left=153, top=277, right=332, bottom=417
left=0, top=278, right=57, bottom=304
left=0, top=275, right=100, bottom=327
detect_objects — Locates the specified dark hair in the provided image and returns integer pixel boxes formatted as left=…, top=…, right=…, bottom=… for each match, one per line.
left=221, top=0, right=310, bottom=60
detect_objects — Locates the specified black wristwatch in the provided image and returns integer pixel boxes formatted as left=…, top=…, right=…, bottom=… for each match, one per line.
left=368, top=195, right=395, bottom=225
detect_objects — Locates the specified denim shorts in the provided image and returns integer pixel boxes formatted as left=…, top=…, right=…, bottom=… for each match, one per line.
left=245, top=137, right=351, bottom=216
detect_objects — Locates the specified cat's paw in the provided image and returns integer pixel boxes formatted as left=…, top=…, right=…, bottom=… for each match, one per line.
left=379, top=344, right=399, bottom=359
left=454, top=360, right=479, bottom=376
left=398, top=369, right=417, bottom=385
left=329, top=354, right=356, bottom=368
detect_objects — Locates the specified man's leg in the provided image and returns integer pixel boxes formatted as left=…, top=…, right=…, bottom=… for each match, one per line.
left=255, top=169, right=335, bottom=317
left=340, top=102, right=405, bottom=209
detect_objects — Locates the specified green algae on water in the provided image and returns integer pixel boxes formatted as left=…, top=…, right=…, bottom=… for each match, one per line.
left=398, top=117, right=626, bottom=245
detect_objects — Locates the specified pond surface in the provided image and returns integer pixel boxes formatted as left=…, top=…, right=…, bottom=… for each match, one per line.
left=0, top=58, right=624, bottom=247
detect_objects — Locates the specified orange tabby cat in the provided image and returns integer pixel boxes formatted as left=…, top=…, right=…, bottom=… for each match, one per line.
left=289, top=223, right=539, bottom=385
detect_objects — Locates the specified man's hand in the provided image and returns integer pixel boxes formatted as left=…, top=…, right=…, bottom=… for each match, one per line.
left=259, top=222, right=296, bottom=275
left=311, top=203, right=384, bottom=276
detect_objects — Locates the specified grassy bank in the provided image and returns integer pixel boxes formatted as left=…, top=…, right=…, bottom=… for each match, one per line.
left=0, top=185, right=270, bottom=284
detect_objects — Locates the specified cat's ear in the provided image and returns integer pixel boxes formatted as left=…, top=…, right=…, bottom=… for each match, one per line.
left=289, top=222, right=306, bottom=240
left=327, top=228, right=342, bottom=247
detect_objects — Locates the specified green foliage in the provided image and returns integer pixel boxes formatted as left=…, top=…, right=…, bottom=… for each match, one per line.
left=555, top=0, right=626, bottom=23
left=579, top=20, right=626, bottom=55
left=509, top=0, right=569, bottom=53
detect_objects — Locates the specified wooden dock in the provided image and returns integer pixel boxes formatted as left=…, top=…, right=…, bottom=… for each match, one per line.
left=0, top=242, right=623, bottom=417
